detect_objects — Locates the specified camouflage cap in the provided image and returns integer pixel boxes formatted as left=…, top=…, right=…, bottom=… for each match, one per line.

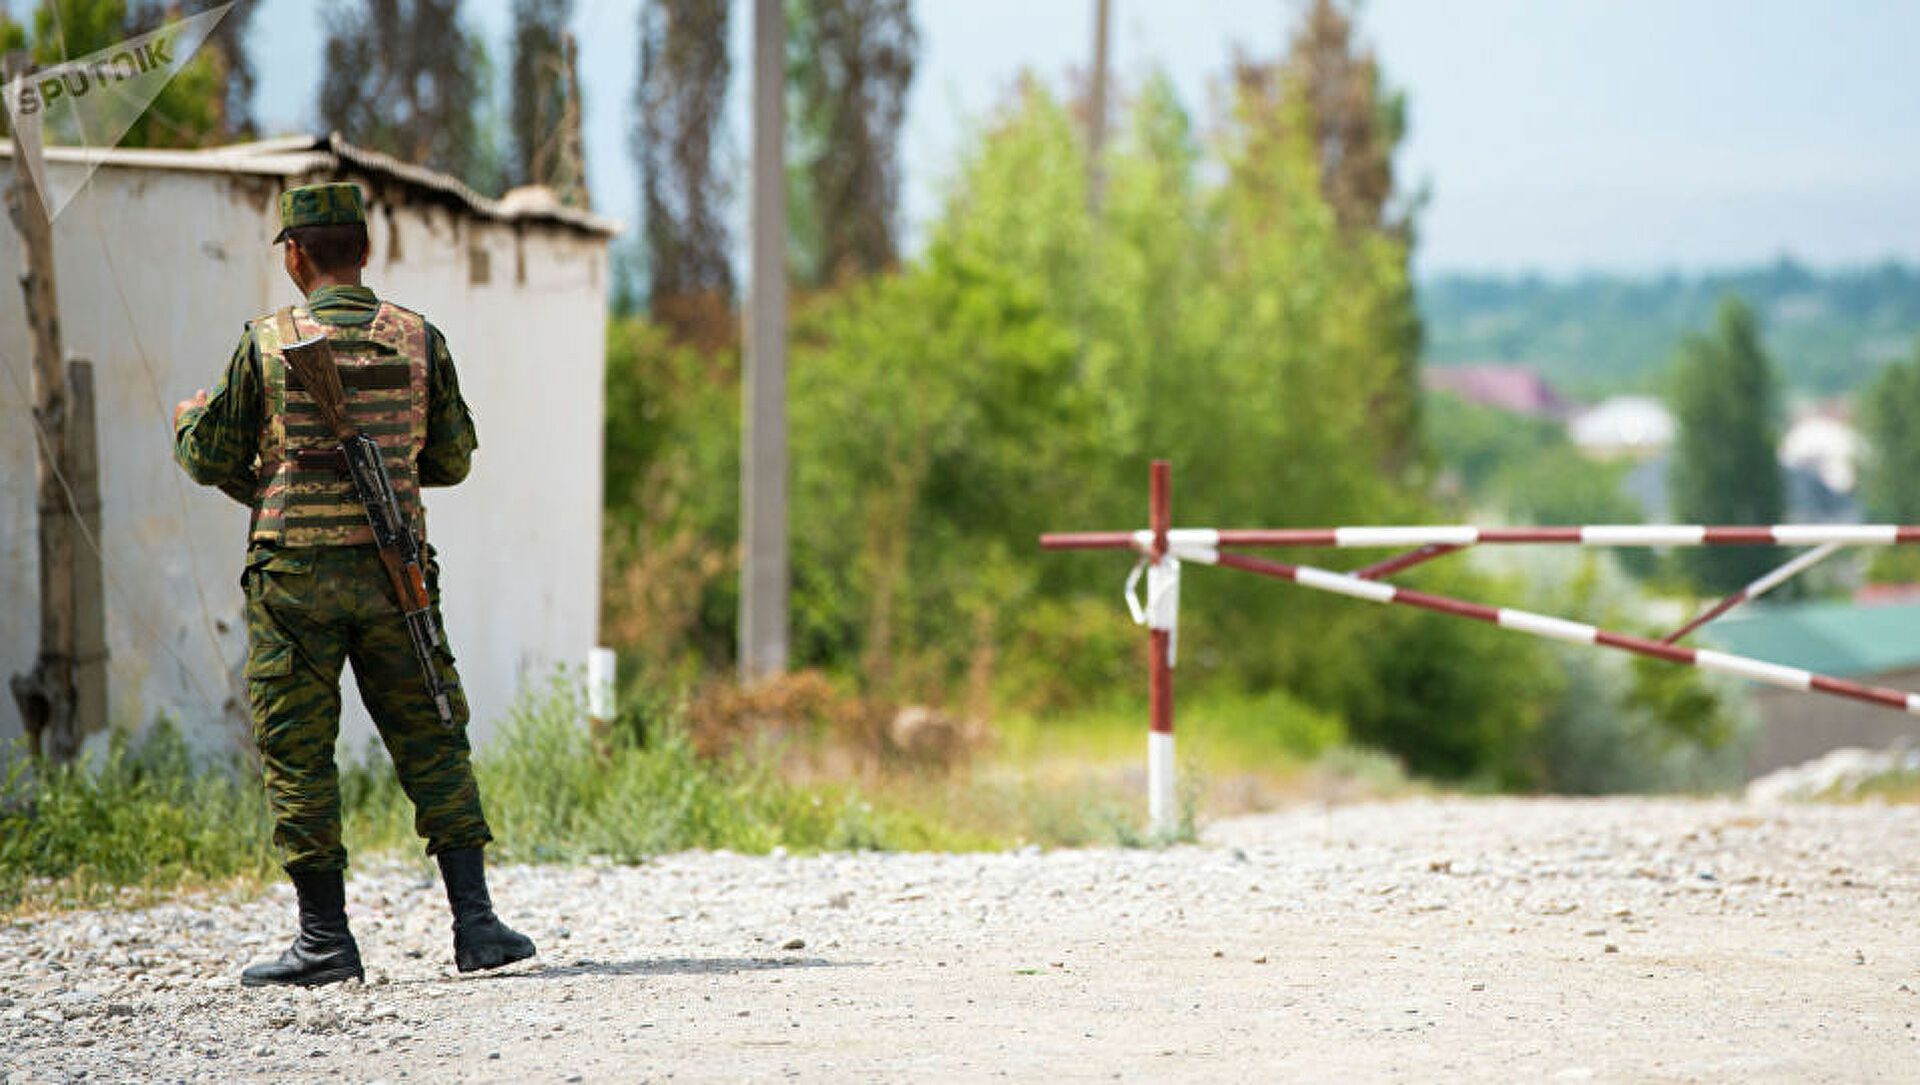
left=273, top=182, right=366, bottom=243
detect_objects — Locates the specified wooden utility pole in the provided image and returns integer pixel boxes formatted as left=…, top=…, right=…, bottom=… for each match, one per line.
left=739, top=0, right=789, bottom=682
left=1088, top=0, right=1111, bottom=211
left=7, top=48, right=76, bottom=761
left=6, top=50, right=105, bottom=763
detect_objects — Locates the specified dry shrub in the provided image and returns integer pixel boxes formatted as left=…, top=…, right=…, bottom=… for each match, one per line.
left=884, top=704, right=991, bottom=770
left=683, top=670, right=990, bottom=777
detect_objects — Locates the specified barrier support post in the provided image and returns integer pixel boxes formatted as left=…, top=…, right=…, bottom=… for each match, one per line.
left=1147, top=459, right=1176, bottom=836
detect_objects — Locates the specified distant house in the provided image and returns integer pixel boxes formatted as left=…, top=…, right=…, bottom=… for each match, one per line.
left=1782, top=463, right=1861, bottom=523
left=1606, top=404, right=1863, bottom=524
left=1568, top=396, right=1675, bottom=460
left=1422, top=363, right=1567, bottom=418
left=1779, top=408, right=1862, bottom=496
left=1621, top=456, right=1671, bottom=521
left=1708, top=600, right=1920, bottom=777
left=1618, top=456, right=1856, bottom=525
left=1, top=134, right=619, bottom=759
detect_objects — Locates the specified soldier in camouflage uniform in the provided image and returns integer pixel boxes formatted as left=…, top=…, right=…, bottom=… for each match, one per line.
left=173, top=182, right=535, bottom=987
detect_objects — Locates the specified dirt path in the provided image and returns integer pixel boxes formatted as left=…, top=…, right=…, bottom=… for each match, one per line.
left=5, top=797, right=1919, bottom=1082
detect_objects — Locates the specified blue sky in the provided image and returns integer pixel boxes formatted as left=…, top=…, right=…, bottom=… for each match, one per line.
left=55, top=0, right=1920, bottom=275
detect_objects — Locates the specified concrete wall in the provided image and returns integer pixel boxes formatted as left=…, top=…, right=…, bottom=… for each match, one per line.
left=1745, top=666, right=1920, bottom=778
left=0, top=159, right=608, bottom=762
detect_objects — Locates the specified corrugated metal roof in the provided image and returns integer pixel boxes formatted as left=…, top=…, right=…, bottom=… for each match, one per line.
left=0, top=132, right=620, bottom=237
left=1708, top=600, right=1920, bottom=678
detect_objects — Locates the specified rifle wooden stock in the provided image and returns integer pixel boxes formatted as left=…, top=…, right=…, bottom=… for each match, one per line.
left=279, top=334, right=356, bottom=441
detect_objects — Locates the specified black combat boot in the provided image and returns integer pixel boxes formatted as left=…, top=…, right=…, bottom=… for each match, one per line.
left=437, top=848, right=536, bottom=973
left=240, top=869, right=364, bottom=987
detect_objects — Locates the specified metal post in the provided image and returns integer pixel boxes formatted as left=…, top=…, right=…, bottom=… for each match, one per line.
left=1147, top=459, right=1176, bottom=835
left=1088, top=0, right=1111, bottom=212
left=740, top=0, right=789, bottom=683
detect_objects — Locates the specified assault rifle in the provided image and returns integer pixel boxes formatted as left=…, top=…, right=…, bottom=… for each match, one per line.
left=277, top=315, right=460, bottom=728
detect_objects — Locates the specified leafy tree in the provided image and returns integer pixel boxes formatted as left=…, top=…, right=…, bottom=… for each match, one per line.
left=600, top=18, right=1728, bottom=787
left=788, top=0, right=917, bottom=285
left=508, top=0, right=587, bottom=205
left=1233, top=0, right=1421, bottom=473
left=1236, top=0, right=1410, bottom=237
left=1668, top=296, right=1785, bottom=592
left=1857, top=339, right=1920, bottom=583
left=319, top=0, right=496, bottom=191
left=1860, top=341, right=1920, bottom=523
left=0, top=14, right=24, bottom=139
left=778, top=75, right=1556, bottom=780
left=8, top=0, right=244, bottom=147
left=131, top=0, right=258, bottom=137
left=602, top=317, right=740, bottom=681
left=632, top=0, right=733, bottom=347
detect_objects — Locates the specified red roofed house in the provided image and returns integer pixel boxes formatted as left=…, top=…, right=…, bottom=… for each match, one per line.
left=1423, top=364, right=1568, bottom=419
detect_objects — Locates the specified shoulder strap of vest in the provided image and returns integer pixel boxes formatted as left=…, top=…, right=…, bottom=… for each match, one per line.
left=273, top=306, right=301, bottom=347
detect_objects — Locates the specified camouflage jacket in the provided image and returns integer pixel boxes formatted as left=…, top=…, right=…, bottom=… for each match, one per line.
left=174, top=285, right=478, bottom=511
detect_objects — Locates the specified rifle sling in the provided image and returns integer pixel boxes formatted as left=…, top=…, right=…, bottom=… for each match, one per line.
left=274, top=306, right=300, bottom=353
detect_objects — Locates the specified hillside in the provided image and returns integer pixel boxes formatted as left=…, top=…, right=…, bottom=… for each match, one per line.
left=1421, top=260, right=1920, bottom=398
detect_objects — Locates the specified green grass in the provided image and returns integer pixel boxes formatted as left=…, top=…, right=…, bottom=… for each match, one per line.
left=0, top=723, right=278, bottom=912
left=0, top=678, right=1415, bottom=915
left=1816, top=769, right=1920, bottom=804
left=344, top=676, right=999, bottom=864
left=995, top=688, right=1344, bottom=770
left=0, top=678, right=1006, bottom=914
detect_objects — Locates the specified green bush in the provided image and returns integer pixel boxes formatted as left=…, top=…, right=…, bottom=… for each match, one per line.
left=1184, top=689, right=1347, bottom=765
left=0, top=724, right=276, bottom=910
left=1489, top=548, right=1747, bottom=793
left=467, top=677, right=983, bottom=861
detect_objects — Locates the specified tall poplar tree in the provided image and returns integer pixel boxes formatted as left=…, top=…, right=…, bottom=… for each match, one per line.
left=1668, top=297, right=1785, bottom=592
left=1861, top=341, right=1920, bottom=521
left=789, top=0, right=917, bottom=285
left=1234, top=0, right=1421, bottom=473
left=508, top=0, right=587, bottom=205
left=1234, top=0, right=1415, bottom=237
left=320, top=0, right=494, bottom=191
left=631, top=0, right=733, bottom=345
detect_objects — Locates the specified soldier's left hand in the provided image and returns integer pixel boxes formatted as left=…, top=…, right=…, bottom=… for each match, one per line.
left=173, top=388, right=208, bottom=428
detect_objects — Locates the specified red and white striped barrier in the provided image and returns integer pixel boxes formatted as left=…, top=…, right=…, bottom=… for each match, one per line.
left=1042, top=462, right=1920, bottom=834
left=1042, top=523, right=1920, bottom=553
left=1206, top=550, right=1920, bottom=715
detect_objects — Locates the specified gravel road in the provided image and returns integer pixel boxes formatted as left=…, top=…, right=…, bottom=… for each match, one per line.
left=5, top=796, right=1920, bottom=1083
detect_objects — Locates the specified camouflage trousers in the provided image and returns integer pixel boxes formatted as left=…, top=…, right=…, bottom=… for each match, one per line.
left=244, top=544, right=489, bottom=872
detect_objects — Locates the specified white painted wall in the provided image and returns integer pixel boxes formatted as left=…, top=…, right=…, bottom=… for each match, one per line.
left=0, top=158, right=609, bottom=761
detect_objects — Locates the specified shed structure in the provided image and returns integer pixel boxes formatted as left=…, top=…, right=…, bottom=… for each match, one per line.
left=1711, top=600, right=1920, bottom=777
left=1, top=133, right=617, bottom=760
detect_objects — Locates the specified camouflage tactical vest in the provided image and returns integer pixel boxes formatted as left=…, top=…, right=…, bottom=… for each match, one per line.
left=250, top=302, right=430, bottom=547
